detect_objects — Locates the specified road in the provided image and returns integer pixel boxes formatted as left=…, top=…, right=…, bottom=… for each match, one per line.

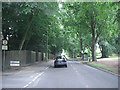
left=2, top=60, right=118, bottom=88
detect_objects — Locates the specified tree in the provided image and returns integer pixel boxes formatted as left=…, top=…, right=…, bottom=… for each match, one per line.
left=2, top=2, right=119, bottom=59
left=61, top=2, right=118, bottom=60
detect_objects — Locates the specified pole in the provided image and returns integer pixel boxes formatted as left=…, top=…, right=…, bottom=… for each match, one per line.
left=3, top=50, right=5, bottom=71
left=47, top=29, right=48, bottom=60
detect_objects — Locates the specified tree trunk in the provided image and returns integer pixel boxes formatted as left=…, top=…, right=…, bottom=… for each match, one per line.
left=92, top=43, right=96, bottom=61
left=101, top=45, right=108, bottom=58
left=80, top=38, right=83, bottom=55
left=91, top=13, right=96, bottom=61
left=80, top=38, right=84, bottom=60
left=19, top=9, right=40, bottom=50
left=19, top=13, right=34, bottom=50
left=91, top=19, right=96, bottom=61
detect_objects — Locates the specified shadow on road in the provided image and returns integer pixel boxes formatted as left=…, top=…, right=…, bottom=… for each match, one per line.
left=49, top=65, right=67, bottom=68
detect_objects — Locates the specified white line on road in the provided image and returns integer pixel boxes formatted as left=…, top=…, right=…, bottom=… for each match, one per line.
left=33, top=77, right=41, bottom=87
left=71, top=65, right=79, bottom=73
left=24, top=66, right=49, bottom=88
left=45, top=67, right=49, bottom=70
left=84, top=65, right=97, bottom=70
left=30, top=73, right=39, bottom=78
left=24, top=72, right=44, bottom=88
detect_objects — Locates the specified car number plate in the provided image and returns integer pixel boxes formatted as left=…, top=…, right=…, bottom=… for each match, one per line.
left=58, top=59, right=62, bottom=61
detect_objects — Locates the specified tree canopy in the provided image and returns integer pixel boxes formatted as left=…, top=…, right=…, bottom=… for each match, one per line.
left=2, top=2, right=119, bottom=60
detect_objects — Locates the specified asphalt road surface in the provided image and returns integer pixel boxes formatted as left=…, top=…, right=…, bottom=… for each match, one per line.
left=2, top=60, right=118, bottom=88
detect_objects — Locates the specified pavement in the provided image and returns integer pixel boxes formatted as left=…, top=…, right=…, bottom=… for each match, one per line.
left=97, top=57, right=118, bottom=61
left=1, top=60, right=119, bottom=88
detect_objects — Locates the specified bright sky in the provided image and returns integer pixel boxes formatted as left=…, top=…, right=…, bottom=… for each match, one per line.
left=61, top=49, right=69, bottom=58
left=59, top=3, right=62, bottom=9
left=60, top=25, right=64, bottom=29
left=96, top=43, right=101, bottom=53
left=9, top=27, right=11, bottom=30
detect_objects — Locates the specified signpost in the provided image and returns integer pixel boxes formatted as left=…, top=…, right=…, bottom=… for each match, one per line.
left=2, top=45, right=8, bottom=50
left=2, top=39, right=8, bottom=71
left=2, top=40, right=8, bottom=45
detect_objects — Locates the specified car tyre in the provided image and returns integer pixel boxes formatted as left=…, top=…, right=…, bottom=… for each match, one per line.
left=54, top=65, right=57, bottom=68
left=65, top=65, right=67, bottom=68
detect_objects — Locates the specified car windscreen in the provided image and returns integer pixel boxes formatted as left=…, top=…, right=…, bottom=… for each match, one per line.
left=56, top=56, right=62, bottom=59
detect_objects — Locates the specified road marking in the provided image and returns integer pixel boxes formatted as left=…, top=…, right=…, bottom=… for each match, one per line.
left=84, top=65, right=97, bottom=70
left=71, top=65, right=79, bottom=74
left=24, top=72, right=44, bottom=88
left=45, top=67, right=49, bottom=70
left=24, top=67, right=49, bottom=88
left=33, top=77, right=41, bottom=87
left=30, top=73, right=39, bottom=78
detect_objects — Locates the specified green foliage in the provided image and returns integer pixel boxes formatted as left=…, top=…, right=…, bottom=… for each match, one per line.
left=61, top=2, right=119, bottom=58
left=2, top=2, right=119, bottom=58
left=44, top=56, right=48, bottom=61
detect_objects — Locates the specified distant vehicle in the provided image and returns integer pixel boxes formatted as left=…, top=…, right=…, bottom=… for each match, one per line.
left=54, top=55, right=67, bottom=68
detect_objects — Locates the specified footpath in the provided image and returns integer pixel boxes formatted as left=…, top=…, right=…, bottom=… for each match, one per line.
left=81, top=57, right=119, bottom=76
left=1, top=60, right=53, bottom=76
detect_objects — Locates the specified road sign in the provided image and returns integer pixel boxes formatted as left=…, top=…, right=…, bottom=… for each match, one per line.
left=10, top=61, right=20, bottom=66
left=2, top=45, right=8, bottom=50
left=10, top=64, right=20, bottom=66
left=10, top=61, right=20, bottom=64
left=2, top=40, right=8, bottom=71
left=2, top=39, right=8, bottom=45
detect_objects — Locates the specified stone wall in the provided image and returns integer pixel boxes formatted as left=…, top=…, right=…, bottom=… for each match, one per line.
left=26, top=51, right=31, bottom=64
left=31, top=51, right=36, bottom=63
left=5, top=50, right=29, bottom=69
left=38, top=52, right=42, bottom=61
left=36, top=52, right=42, bottom=62
left=49, top=54, right=54, bottom=59
left=2, top=50, right=53, bottom=70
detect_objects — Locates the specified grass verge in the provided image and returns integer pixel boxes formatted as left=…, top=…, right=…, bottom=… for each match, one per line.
left=81, top=61, right=118, bottom=75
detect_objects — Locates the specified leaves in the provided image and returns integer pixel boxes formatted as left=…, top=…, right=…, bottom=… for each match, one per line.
left=2, top=2, right=119, bottom=57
